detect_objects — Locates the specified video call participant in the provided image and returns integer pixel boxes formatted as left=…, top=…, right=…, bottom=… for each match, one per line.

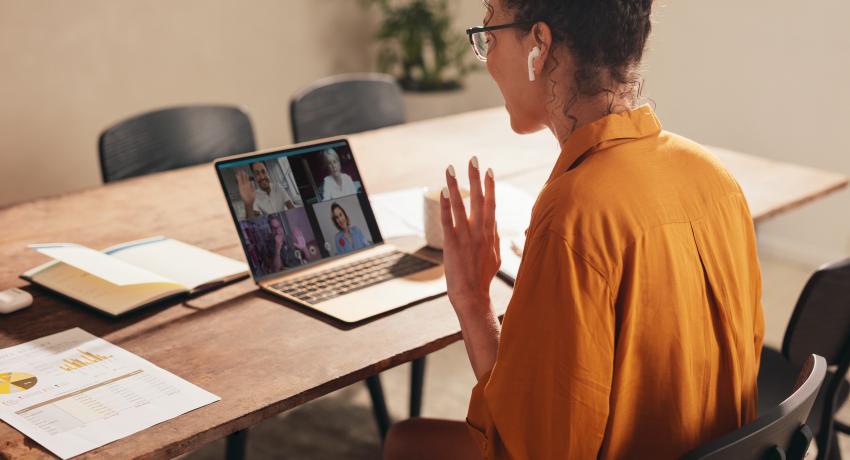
left=330, top=203, right=369, bottom=254
left=265, top=214, right=306, bottom=273
left=236, top=161, right=296, bottom=218
left=321, top=148, right=358, bottom=200
left=289, top=225, right=311, bottom=261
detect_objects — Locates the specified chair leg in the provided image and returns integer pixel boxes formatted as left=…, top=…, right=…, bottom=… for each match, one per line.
left=816, top=422, right=842, bottom=460
left=827, top=432, right=842, bottom=460
left=410, top=357, right=426, bottom=418
left=366, top=375, right=392, bottom=441
left=226, top=429, right=248, bottom=460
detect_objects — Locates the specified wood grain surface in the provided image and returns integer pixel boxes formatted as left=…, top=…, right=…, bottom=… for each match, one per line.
left=0, top=108, right=845, bottom=459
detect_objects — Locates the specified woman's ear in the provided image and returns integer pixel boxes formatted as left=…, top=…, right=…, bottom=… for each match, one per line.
left=531, top=22, right=553, bottom=77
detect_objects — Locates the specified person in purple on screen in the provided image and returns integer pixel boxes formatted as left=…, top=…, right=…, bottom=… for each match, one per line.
left=265, top=214, right=306, bottom=272
left=331, top=203, right=369, bottom=254
left=321, top=148, right=358, bottom=200
left=236, top=161, right=296, bottom=219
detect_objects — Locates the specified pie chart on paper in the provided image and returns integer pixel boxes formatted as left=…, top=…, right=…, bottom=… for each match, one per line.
left=0, top=372, right=38, bottom=394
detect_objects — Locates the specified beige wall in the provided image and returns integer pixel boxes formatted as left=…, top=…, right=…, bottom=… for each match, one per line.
left=0, top=0, right=498, bottom=208
left=641, top=1, right=850, bottom=266
left=2, top=1, right=847, bottom=265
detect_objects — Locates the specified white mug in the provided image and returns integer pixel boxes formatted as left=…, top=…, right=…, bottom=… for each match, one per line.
left=423, top=186, right=470, bottom=249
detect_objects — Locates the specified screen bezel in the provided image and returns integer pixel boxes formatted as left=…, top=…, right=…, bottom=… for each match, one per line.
left=214, top=138, right=385, bottom=283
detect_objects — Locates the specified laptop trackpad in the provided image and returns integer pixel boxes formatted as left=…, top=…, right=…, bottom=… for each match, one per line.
left=312, top=265, right=446, bottom=323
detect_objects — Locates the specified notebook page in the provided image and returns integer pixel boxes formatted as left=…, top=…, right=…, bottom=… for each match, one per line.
left=494, top=182, right=535, bottom=236
left=26, top=262, right=184, bottom=314
left=493, top=183, right=534, bottom=283
left=29, top=244, right=173, bottom=286
left=106, top=237, right=248, bottom=290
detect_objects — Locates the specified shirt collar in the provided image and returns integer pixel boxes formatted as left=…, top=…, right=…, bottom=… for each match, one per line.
left=546, top=104, right=662, bottom=184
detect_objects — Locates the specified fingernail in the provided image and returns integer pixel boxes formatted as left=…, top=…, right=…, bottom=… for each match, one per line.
left=441, top=187, right=449, bottom=199
left=487, top=168, right=494, bottom=178
left=447, top=165, right=456, bottom=177
left=471, top=155, right=479, bottom=169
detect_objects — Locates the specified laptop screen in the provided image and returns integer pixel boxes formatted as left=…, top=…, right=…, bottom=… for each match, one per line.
left=215, top=139, right=383, bottom=281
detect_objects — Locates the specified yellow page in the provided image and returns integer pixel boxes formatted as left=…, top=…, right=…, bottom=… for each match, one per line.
left=26, top=262, right=184, bottom=315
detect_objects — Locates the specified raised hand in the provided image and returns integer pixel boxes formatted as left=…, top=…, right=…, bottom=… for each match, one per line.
left=236, top=169, right=256, bottom=217
left=440, top=156, right=501, bottom=314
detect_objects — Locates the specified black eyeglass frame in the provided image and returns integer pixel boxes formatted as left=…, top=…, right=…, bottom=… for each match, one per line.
left=465, top=21, right=535, bottom=61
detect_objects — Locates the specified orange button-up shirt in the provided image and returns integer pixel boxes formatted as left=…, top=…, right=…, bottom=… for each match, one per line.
left=467, top=106, right=764, bottom=459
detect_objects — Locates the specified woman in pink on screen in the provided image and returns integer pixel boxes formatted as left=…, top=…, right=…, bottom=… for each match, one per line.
left=330, top=203, right=370, bottom=254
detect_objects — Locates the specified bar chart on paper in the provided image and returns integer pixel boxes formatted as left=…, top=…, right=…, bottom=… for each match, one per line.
left=0, top=328, right=219, bottom=459
left=59, top=348, right=113, bottom=371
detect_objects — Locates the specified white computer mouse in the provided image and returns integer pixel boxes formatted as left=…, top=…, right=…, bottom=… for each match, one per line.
left=0, top=288, right=33, bottom=314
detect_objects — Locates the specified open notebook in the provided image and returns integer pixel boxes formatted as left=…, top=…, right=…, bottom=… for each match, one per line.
left=21, top=237, right=249, bottom=316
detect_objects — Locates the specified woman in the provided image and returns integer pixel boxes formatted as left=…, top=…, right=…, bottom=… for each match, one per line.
left=384, top=1, right=763, bottom=459
left=321, top=148, right=358, bottom=200
left=330, top=203, right=369, bottom=254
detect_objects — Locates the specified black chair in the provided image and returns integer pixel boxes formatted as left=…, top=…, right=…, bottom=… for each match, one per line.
left=290, top=73, right=405, bottom=143
left=99, top=105, right=256, bottom=460
left=758, top=258, right=850, bottom=460
left=99, top=105, right=255, bottom=183
left=290, top=73, right=424, bottom=441
left=682, top=354, right=827, bottom=460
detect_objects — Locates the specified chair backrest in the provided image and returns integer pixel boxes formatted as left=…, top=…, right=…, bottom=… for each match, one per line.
left=681, top=354, right=827, bottom=460
left=289, top=73, right=405, bottom=143
left=99, top=105, right=256, bottom=183
left=782, top=258, right=850, bottom=368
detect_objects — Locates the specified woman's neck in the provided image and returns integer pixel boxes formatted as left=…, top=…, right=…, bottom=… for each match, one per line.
left=545, top=85, right=636, bottom=144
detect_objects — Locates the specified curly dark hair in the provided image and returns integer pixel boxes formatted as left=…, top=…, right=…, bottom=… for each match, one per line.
left=489, top=0, right=653, bottom=121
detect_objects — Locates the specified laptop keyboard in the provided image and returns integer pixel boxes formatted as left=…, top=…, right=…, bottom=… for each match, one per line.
left=271, top=250, right=437, bottom=305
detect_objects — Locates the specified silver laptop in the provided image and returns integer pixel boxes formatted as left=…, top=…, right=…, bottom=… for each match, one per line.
left=214, top=138, right=446, bottom=323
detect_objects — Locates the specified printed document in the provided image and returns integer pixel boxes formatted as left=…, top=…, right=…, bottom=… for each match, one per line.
left=0, top=328, right=219, bottom=459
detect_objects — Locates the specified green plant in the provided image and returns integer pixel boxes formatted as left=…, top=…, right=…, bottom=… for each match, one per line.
left=365, top=0, right=477, bottom=92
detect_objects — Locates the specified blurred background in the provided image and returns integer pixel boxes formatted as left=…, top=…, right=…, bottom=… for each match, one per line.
left=1, top=1, right=848, bottom=457
left=1, top=1, right=847, bottom=266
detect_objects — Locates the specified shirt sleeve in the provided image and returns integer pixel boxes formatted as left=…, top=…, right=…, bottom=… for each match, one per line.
left=342, top=174, right=357, bottom=195
left=334, top=231, right=344, bottom=254
left=467, top=229, right=615, bottom=459
left=352, top=226, right=369, bottom=248
left=322, top=176, right=333, bottom=201
left=273, top=183, right=292, bottom=208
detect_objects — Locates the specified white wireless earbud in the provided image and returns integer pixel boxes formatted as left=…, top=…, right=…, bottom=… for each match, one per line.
left=527, top=46, right=541, bottom=82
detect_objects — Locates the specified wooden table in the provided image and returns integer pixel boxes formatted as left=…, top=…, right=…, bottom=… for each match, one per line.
left=0, top=108, right=846, bottom=459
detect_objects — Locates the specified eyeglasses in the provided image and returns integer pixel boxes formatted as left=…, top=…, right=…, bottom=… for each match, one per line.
left=465, top=21, right=534, bottom=62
